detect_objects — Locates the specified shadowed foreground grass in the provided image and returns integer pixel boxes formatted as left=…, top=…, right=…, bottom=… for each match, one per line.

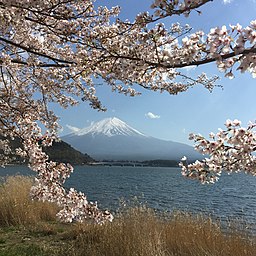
left=0, top=176, right=255, bottom=256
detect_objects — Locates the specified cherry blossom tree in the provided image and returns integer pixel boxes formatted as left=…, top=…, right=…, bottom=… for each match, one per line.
left=0, top=0, right=255, bottom=222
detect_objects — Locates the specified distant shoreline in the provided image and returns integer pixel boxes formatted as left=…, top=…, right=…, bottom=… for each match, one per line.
left=89, top=159, right=180, bottom=167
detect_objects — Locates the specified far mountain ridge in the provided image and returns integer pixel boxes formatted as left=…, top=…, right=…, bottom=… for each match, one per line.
left=62, top=117, right=201, bottom=161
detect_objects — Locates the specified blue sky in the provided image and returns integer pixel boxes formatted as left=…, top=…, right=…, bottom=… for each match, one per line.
left=56, top=0, right=256, bottom=145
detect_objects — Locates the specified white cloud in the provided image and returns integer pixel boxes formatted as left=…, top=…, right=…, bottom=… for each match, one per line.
left=223, top=0, right=233, bottom=4
left=145, top=112, right=160, bottom=119
left=66, top=124, right=81, bottom=133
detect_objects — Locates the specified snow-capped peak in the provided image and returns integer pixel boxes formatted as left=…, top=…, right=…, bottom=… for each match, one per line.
left=71, top=117, right=147, bottom=137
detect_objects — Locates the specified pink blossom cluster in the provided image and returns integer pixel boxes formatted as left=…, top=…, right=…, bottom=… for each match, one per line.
left=180, top=120, right=256, bottom=184
left=20, top=118, right=113, bottom=223
left=208, top=21, right=256, bottom=78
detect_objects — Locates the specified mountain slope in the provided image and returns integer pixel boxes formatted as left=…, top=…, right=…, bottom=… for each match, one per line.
left=0, top=136, right=94, bottom=165
left=45, top=141, right=95, bottom=164
left=62, top=117, right=201, bottom=161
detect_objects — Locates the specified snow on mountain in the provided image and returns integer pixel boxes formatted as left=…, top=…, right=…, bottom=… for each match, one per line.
left=69, top=117, right=147, bottom=137
left=62, top=117, right=201, bottom=161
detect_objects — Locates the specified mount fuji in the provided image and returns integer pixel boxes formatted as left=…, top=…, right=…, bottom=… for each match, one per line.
left=62, top=117, right=201, bottom=161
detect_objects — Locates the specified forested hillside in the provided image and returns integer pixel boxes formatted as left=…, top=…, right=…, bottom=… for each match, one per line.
left=0, top=137, right=94, bottom=165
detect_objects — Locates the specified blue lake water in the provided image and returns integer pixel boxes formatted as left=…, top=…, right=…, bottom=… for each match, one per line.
left=1, top=165, right=256, bottom=232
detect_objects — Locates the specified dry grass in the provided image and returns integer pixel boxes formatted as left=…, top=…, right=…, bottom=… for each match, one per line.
left=0, top=176, right=255, bottom=256
left=62, top=207, right=256, bottom=256
left=0, top=175, right=59, bottom=227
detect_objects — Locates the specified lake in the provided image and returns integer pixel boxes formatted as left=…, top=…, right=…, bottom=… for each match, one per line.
left=1, top=165, right=256, bottom=233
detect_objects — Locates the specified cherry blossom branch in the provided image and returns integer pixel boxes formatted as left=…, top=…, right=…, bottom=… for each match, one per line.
left=151, top=0, right=213, bottom=20
left=0, top=37, right=75, bottom=65
left=180, top=120, right=256, bottom=184
left=1, top=46, right=255, bottom=71
left=105, top=47, right=256, bottom=69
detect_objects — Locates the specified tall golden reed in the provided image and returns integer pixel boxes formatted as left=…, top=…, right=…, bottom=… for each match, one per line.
left=0, top=175, right=58, bottom=226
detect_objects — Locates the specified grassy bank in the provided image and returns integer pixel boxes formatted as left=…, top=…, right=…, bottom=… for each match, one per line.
left=0, top=176, right=255, bottom=256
